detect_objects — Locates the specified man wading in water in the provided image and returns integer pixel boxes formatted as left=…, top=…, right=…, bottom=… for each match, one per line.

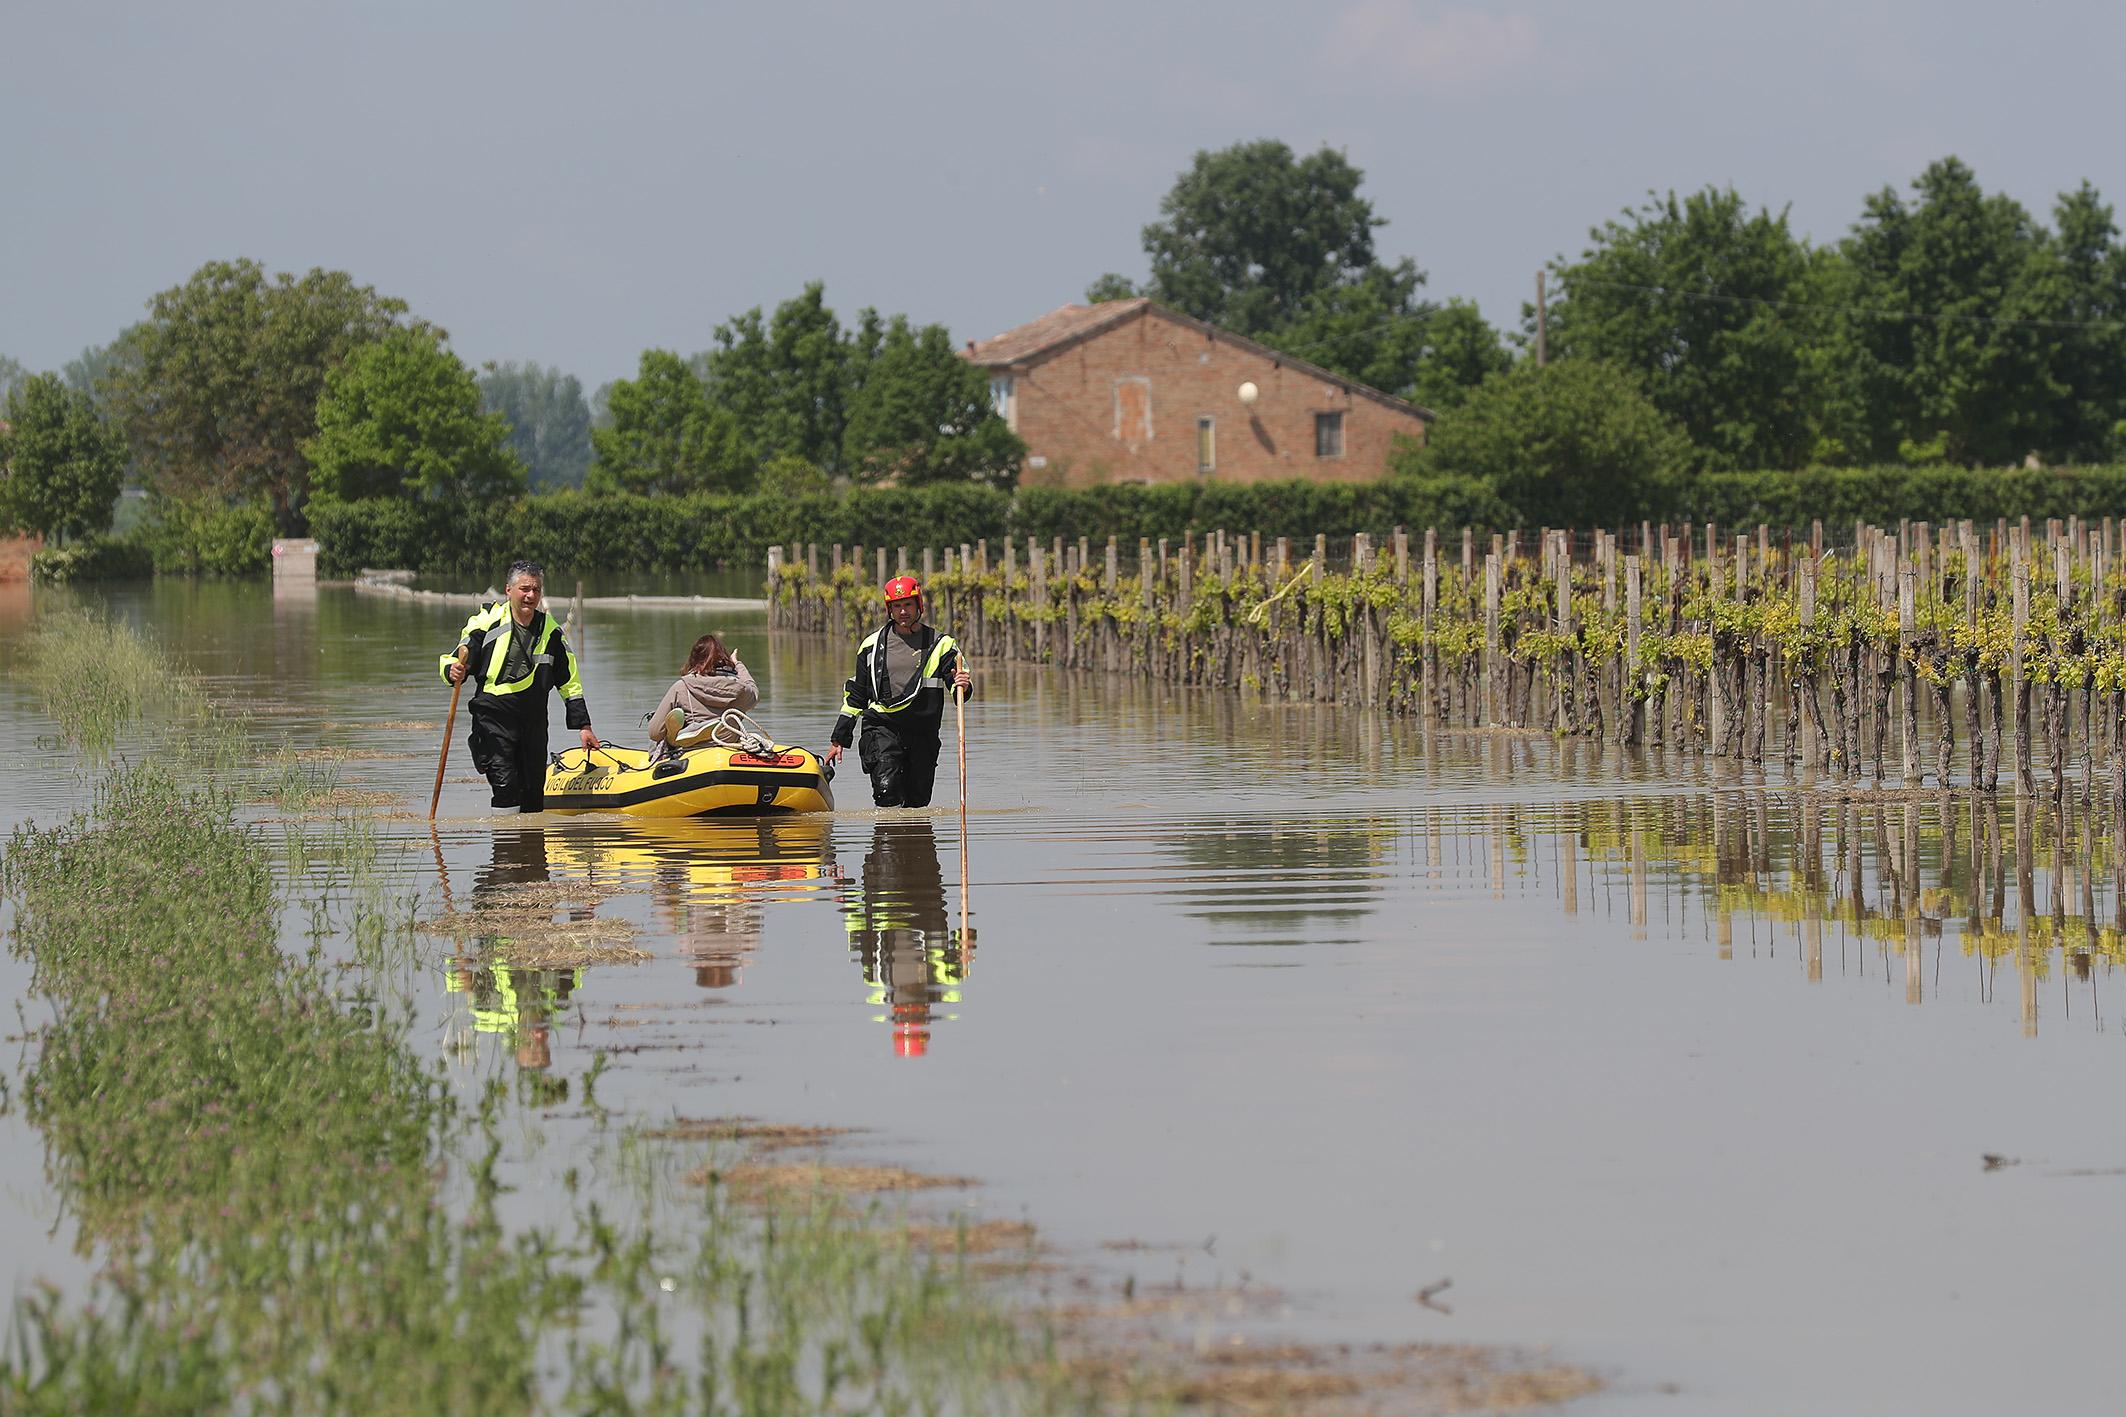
left=823, top=576, right=971, bottom=808
left=442, top=560, right=598, bottom=812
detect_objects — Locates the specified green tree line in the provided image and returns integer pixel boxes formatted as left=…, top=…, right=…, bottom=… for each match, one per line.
left=3, top=266, right=1018, bottom=575
left=1095, top=143, right=2126, bottom=526
left=16, top=144, right=2126, bottom=579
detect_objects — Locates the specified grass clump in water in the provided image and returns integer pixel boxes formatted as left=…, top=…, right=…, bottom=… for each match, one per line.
left=17, top=609, right=211, bottom=758
left=1, top=617, right=1104, bottom=1415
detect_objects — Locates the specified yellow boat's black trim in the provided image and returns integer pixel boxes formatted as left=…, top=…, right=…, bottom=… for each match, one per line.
left=546, top=767, right=825, bottom=813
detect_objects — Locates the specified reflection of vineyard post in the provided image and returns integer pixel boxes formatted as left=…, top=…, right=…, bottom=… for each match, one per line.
left=1804, top=841, right=1825, bottom=985
left=1903, top=801, right=1924, bottom=1004
left=1629, top=812, right=1648, bottom=936
left=2077, top=798, right=2098, bottom=979
left=1562, top=820, right=1579, bottom=917
left=2016, top=795, right=2039, bottom=1036
left=2115, top=790, right=2126, bottom=932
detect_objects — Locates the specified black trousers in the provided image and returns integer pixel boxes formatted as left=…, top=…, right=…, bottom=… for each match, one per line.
left=858, top=721, right=942, bottom=808
left=468, top=705, right=550, bottom=812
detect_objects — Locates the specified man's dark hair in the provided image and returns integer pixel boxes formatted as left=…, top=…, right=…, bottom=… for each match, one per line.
left=504, top=560, right=545, bottom=588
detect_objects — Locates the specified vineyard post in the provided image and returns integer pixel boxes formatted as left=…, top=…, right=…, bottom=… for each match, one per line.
left=1900, top=564, right=1922, bottom=785
left=1483, top=551, right=1501, bottom=726
left=2013, top=547, right=2033, bottom=797
left=1421, top=530, right=1438, bottom=725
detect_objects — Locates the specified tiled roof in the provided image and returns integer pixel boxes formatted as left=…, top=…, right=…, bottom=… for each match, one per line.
left=962, top=297, right=1432, bottom=420
left=963, top=299, right=1151, bottom=366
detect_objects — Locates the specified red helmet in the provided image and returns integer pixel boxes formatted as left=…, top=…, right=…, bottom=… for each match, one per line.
left=883, top=575, right=922, bottom=603
left=892, top=1023, right=931, bottom=1058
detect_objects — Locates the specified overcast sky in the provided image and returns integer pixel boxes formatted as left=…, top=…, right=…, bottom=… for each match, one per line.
left=5, top=0, right=2121, bottom=389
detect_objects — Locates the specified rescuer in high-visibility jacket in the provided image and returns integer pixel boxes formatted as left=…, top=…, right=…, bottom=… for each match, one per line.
left=822, top=576, right=972, bottom=809
left=441, top=560, right=598, bottom=812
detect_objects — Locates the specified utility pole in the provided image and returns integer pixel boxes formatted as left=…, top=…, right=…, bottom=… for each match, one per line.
left=1535, top=269, right=1548, bottom=367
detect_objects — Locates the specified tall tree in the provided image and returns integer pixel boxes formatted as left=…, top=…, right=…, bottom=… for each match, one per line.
left=1083, top=273, right=1138, bottom=303
left=588, top=350, right=753, bottom=495
left=1397, top=359, right=1692, bottom=528
left=1099, top=140, right=1434, bottom=393
left=1409, top=300, right=1514, bottom=412
left=306, top=332, right=526, bottom=503
left=1140, top=140, right=1399, bottom=337
left=2023, top=181, right=2126, bottom=462
left=1816, top=158, right=2055, bottom=465
left=104, top=259, right=423, bottom=530
left=62, top=329, right=140, bottom=414
left=479, top=362, right=592, bottom=489
left=1548, top=188, right=1819, bottom=470
left=698, top=283, right=850, bottom=469
left=839, top=317, right=1024, bottom=489
left=1257, top=262, right=1432, bottom=398
left=0, top=373, right=127, bottom=542
left=0, top=355, right=28, bottom=403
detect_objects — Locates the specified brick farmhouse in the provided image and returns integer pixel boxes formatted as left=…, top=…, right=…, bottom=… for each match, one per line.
left=962, top=298, right=1432, bottom=488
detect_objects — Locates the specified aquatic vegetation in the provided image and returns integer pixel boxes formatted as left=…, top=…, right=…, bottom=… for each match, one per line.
left=18, top=608, right=212, bottom=756
left=20, top=608, right=346, bottom=813
left=0, top=615, right=1102, bottom=1414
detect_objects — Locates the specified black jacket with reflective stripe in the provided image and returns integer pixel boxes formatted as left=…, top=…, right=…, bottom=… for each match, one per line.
left=440, top=603, right=591, bottom=730
left=829, top=622, right=965, bottom=748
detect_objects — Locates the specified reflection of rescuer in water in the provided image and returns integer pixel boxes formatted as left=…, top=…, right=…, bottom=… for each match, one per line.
left=444, top=828, right=582, bottom=1073
left=440, top=560, right=598, bottom=812
left=843, top=819, right=974, bottom=1058
left=822, top=576, right=971, bottom=808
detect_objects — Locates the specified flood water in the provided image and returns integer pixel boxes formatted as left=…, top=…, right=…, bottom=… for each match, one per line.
left=2, top=576, right=2123, bottom=1416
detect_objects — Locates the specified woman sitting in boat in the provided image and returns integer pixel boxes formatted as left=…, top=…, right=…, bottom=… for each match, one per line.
left=647, top=633, right=759, bottom=760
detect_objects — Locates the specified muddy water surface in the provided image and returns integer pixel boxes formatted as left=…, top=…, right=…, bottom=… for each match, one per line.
left=2, top=577, right=2122, bottom=1416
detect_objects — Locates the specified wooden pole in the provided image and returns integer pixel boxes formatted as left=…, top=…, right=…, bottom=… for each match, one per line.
left=1899, top=565, right=1921, bottom=785
left=955, top=675, right=970, bottom=938
left=429, top=650, right=467, bottom=820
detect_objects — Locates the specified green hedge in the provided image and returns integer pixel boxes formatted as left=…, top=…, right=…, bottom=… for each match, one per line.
left=309, top=465, right=2126, bottom=580
left=144, top=499, right=274, bottom=576
left=28, top=501, right=274, bottom=582
left=31, top=536, right=156, bottom=584
left=310, top=478, right=1510, bottom=577
left=309, top=486, right=1014, bottom=578
left=1008, top=476, right=1508, bottom=544
left=1666, top=465, right=2126, bottom=531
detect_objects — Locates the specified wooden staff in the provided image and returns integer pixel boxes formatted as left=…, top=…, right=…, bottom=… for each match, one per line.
left=429, top=649, right=467, bottom=820
left=955, top=666, right=970, bottom=938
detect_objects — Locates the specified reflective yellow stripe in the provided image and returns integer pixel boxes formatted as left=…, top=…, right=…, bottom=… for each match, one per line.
left=440, top=603, right=508, bottom=683
left=482, top=613, right=566, bottom=697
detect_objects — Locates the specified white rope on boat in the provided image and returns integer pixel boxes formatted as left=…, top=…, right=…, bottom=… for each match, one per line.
left=706, top=709, right=778, bottom=757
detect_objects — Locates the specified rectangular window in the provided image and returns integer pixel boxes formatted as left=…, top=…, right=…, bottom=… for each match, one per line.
left=1314, top=411, right=1345, bottom=458
left=989, top=374, right=1015, bottom=426
left=1196, top=416, right=1215, bottom=473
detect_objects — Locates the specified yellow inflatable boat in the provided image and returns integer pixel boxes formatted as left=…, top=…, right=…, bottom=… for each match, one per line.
left=542, top=721, right=834, bottom=817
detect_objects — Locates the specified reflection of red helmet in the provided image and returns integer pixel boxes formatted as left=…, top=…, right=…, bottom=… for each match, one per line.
left=892, top=1023, right=930, bottom=1058
left=883, top=575, right=922, bottom=603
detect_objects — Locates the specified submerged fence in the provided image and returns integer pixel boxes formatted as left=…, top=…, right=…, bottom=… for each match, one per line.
left=767, top=515, right=2126, bottom=799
